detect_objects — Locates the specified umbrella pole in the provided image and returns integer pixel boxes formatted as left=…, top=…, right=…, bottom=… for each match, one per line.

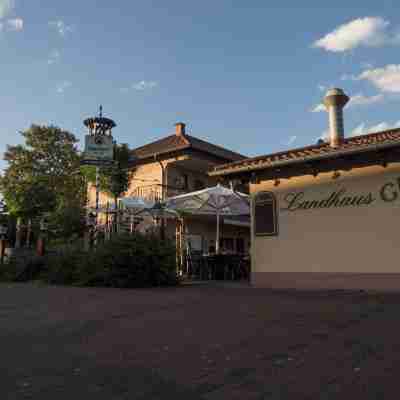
left=216, top=211, right=220, bottom=254
left=130, top=214, right=134, bottom=235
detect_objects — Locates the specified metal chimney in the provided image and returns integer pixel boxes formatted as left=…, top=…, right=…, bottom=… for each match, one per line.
left=323, top=88, right=349, bottom=147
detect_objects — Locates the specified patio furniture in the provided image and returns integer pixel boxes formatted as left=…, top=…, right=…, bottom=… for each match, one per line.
left=187, top=250, right=204, bottom=279
left=201, top=253, right=242, bottom=281
left=165, top=184, right=250, bottom=254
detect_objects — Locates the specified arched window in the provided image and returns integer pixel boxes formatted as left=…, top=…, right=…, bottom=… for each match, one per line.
left=253, top=191, right=278, bottom=236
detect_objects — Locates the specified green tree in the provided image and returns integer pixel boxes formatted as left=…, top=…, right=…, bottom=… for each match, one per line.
left=0, top=125, right=85, bottom=244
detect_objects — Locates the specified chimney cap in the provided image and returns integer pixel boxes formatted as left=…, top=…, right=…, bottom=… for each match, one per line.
left=323, top=88, right=349, bottom=108
left=175, top=122, right=186, bottom=136
left=325, top=87, right=346, bottom=97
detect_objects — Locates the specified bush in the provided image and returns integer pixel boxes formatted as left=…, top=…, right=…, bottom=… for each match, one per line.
left=0, top=258, right=18, bottom=282
left=41, top=233, right=179, bottom=288
left=0, top=255, right=45, bottom=282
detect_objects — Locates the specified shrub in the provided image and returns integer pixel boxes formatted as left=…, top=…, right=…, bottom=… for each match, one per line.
left=0, top=255, right=45, bottom=282
left=42, top=233, right=179, bottom=288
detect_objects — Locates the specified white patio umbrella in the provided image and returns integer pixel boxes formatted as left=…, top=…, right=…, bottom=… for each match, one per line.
left=119, top=197, right=158, bottom=234
left=165, top=184, right=250, bottom=254
left=119, top=197, right=155, bottom=212
left=134, top=201, right=180, bottom=219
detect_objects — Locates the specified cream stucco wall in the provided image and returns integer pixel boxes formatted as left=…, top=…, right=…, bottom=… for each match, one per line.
left=87, top=162, right=164, bottom=207
left=126, top=162, right=163, bottom=199
left=250, top=163, right=400, bottom=289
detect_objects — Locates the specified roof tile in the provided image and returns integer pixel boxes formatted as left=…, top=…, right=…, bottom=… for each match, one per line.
left=210, top=128, right=400, bottom=176
left=131, top=133, right=245, bottom=162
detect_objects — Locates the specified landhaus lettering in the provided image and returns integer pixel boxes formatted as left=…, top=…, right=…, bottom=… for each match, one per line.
left=380, top=178, right=400, bottom=202
left=282, top=177, right=400, bottom=212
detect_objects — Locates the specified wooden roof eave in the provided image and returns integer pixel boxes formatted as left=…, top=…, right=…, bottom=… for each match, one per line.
left=209, top=140, right=400, bottom=179
left=128, top=145, right=191, bottom=168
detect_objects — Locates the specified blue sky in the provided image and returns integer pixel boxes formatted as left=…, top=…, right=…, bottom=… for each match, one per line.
left=1, top=0, right=400, bottom=171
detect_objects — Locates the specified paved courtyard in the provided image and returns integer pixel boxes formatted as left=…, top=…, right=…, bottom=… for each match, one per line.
left=1, top=282, right=399, bottom=399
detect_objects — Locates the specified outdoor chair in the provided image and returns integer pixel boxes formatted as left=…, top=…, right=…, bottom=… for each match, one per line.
left=237, top=255, right=250, bottom=280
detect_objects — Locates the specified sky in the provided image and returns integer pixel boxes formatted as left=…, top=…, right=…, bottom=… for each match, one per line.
left=1, top=0, right=400, bottom=171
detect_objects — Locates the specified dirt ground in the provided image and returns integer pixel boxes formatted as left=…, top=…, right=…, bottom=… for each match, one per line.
left=1, top=282, right=399, bottom=399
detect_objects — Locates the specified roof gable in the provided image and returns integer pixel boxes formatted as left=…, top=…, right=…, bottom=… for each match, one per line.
left=131, top=132, right=246, bottom=163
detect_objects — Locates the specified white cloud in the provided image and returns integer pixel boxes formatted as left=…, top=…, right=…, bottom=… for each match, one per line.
left=317, top=120, right=400, bottom=141
left=0, top=0, right=14, bottom=19
left=318, top=84, right=326, bottom=92
left=348, top=93, right=385, bottom=107
left=49, top=20, right=73, bottom=37
left=311, top=93, right=384, bottom=112
left=313, top=17, right=391, bottom=52
left=357, top=64, right=400, bottom=93
left=47, top=49, right=60, bottom=65
left=6, top=17, right=22, bottom=31
left=350, top=120, right=400, bottom=136
left=316, top=130, right=329, bottom=142
left=340, top=73, right=358, bottom=81
left=56, top=81, right=72, bottom=94
left=311, top=103, right=326, bottom=113
left=286, top=135, right=297, bottom=146
left=132, top=80, right=158, bottom=91
left=361, top=62, right=374, bottom=69
left=120, top=81, right=159, bottom=93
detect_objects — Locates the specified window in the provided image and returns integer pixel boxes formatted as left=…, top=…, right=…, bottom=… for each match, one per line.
left=220, top=237, right=234, bottom=252
left=194, top=179, right=205, bottom=190
left=174, top=174, right=189, bottom=190
left=236, top=238, right=245, bottom=254
left=254, top=191, right=278, bottom=236
left=183, top=174, right=189, bottom=190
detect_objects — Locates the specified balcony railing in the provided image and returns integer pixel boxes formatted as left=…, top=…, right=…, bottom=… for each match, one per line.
left=129, top=184, right=187, bottom=202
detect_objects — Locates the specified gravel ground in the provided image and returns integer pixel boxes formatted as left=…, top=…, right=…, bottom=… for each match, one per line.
left=0, top=282, right=399, bottom=399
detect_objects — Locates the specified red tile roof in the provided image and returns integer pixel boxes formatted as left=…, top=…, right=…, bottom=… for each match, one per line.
left=209, top=128, right=400, bottom=176
left=131, top=133, right=246, bottom=162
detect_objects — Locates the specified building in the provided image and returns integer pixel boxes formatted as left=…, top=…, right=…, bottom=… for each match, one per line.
left=88, top=122, right=251, bottom=259
left=210, top=88, right=400, bottom=291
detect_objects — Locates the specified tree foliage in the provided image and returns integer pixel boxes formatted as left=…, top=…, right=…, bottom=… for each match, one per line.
left=0, top=125, right=86, bottom=239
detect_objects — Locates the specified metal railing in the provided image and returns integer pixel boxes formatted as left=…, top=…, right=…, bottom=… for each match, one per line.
left=129, top=184, right=187, bottom=201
